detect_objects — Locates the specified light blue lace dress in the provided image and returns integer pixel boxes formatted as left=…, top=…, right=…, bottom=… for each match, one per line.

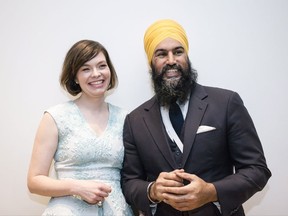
left=42, top=101, right=133, bottom=216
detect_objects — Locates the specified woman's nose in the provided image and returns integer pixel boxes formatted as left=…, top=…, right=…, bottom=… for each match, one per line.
left=91, top=68, right=101, bottom=77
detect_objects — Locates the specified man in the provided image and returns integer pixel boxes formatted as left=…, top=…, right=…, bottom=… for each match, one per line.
left=121, top=19, right=271, bottom=216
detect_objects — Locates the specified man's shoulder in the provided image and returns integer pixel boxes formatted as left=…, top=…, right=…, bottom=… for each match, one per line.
left=199, top=84, right=235, bottom=94
left=128, top=96, right=157, bottom=115
left=196, top=83, right=236, bottom=98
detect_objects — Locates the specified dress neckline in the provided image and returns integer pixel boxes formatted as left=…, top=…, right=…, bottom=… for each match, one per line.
left=70, top=100, right=111, bottom=138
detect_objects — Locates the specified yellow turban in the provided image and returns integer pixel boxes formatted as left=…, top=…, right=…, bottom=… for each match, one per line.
left=144, top=19, right=189, bottom=65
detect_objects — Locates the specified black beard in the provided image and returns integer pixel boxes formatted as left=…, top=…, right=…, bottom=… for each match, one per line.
left=151, top=59, right=197, bottom=107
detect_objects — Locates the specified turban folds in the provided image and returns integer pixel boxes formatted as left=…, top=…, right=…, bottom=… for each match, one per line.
left=144, top=19, right=189, bottom=65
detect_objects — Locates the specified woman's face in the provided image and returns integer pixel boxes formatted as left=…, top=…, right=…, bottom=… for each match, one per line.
left=75, top=52, right=111, bottom=98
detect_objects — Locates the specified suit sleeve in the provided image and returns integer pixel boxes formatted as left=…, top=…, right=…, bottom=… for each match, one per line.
left=121, top=114, right=153, bottom=216
left=213, top=92, right=271, bottom=216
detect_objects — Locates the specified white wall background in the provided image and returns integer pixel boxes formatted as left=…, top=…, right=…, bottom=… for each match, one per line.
left=0, top=0, right=287, bottom=215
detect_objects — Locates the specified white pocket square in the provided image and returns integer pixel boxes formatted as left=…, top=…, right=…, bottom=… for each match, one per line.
left=196, top=125, right=216, bottom=134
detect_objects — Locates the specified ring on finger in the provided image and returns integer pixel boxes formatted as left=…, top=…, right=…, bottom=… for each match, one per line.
left=97, top=200, right=103, bottom=207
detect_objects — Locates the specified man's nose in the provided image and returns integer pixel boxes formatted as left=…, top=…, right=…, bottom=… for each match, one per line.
left=167, top=52, right=176, bottom=65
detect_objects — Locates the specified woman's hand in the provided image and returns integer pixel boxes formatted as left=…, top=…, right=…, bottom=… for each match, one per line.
left=71, top=180, right=112, bottom=205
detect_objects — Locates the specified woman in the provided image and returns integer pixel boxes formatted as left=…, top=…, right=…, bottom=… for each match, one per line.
left=27, top=40, right=133, bottom=216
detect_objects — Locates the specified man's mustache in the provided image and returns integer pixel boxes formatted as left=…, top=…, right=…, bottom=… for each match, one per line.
left=162, top=64, right=181, bottom=71
left=160, top=64, right=183, bottom=76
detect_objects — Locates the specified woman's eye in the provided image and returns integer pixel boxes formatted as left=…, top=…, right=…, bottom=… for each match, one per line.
left=82, top=68, right=90, bottom=72
left=99, top=64, right=108, bottom=69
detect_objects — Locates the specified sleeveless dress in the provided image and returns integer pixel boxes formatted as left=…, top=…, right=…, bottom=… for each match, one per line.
left=42, top=101, right=133, bottom=216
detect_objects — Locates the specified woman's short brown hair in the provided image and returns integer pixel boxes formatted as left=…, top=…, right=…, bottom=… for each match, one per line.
left=60, top=40, right=118, bottom=96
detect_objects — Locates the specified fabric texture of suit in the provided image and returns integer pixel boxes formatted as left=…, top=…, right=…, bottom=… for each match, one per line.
left=121, top=83, right=271, bottom=216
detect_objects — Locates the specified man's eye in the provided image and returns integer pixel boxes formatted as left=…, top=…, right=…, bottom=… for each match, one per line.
left=156, top=52, right=166, bottom=58
left=175, top=50, right=184, bottom=56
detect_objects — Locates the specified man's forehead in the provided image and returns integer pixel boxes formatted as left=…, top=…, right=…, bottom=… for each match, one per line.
left=154, top=38, right=184, bottom=52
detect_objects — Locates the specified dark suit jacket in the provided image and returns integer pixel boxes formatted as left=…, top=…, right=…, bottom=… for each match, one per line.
left=121, top=83, right=271, bottom=216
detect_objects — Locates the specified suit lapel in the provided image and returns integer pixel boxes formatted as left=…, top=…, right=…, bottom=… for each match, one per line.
left=143, top=97, right=178, bottom=169
left=182, top=84, right=208, bottom=165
